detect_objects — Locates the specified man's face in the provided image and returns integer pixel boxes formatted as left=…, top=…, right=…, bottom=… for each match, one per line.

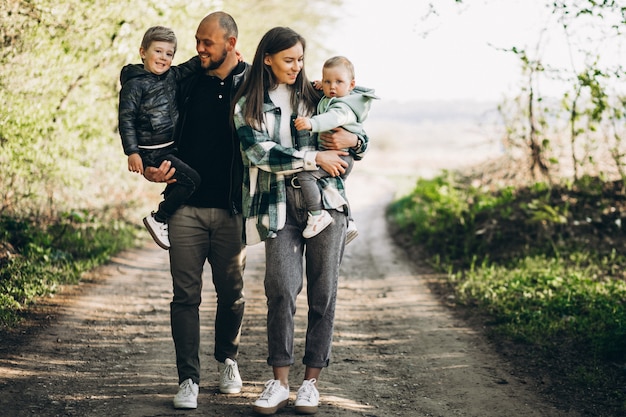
left=195, top=19, right=229, bottom=71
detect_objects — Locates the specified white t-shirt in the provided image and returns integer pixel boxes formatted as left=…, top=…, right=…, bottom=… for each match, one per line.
left=268, top=84, right=294, bottom=147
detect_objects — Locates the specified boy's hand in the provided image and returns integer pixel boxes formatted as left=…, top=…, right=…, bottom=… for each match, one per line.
left=235, top=49, right=244, bottom=62
left=312, top=80, right=322, bottom=90
left=294, top=116, right=312, bottom=131
left=128, top=153, right=144, bottom=174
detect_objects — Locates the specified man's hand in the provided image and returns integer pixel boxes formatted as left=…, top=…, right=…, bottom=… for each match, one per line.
left=144, top=160, right=177, bottom=184
left=319, top=128, right=358, bottom=150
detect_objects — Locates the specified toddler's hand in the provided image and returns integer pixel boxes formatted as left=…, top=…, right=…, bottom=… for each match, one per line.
left=294, top=116, right=312, bottom=131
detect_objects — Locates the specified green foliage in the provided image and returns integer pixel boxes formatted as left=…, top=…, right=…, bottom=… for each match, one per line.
left=454, top=255, right=626, bottom=360
left=389, top=172, right=626, bottom=414
left=389, top=173, right=626, bottom=359
left=389, top=171, right=517, bottom=262
left=0, top=213, right=139, bottom=327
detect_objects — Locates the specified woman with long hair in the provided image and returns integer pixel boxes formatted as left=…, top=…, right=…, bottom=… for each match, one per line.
left=233, top=27, right=367, bottom=415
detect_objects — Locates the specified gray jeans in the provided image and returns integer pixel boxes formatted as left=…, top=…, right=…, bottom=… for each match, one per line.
left=168, top=206, right=246, bottom=384
left=264, top=185, right=347, bottom=368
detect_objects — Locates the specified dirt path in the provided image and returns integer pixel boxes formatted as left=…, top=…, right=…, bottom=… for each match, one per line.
left=0, top=168, right=582, bottom=417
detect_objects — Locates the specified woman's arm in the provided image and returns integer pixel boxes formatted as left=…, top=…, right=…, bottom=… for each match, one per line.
left=234, top=98, right=350, bottom=175
left=236, top=122, right=315, bottom=174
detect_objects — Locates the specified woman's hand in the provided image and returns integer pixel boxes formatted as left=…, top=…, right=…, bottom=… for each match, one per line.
left=319, top=128, right=358, bottom=150
left=315, top=150, right=349, bottom=177
left=144, top=160, right=177, bottom=184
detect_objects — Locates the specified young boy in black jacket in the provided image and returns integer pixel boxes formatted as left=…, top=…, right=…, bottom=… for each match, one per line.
left=118, top=26, right=200, bottom=249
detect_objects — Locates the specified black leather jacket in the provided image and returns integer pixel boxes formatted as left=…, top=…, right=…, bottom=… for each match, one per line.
left=118, top=57, right=199, bottom=156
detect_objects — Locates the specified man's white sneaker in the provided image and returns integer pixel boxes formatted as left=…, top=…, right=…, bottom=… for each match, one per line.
left=294, top=378, right=319, bottom=415
left=218, top=358, right=242, bottom=394
left=346, top=220, right=358, bottom=245
left=143, top=213, right=170, bottom=249
left=173, top=378, right=198, bottom=409
left=302, top=211, right=333, bottom=238
left=252, top=379, right=289, bottom=415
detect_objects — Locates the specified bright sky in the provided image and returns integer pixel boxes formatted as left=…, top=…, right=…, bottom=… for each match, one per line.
left=322, top=0, right=598, bottom=103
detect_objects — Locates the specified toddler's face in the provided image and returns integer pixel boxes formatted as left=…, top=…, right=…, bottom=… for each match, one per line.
left=141, top=41, right=175, bottom=75
left=321, top=66, right=355, bottom=98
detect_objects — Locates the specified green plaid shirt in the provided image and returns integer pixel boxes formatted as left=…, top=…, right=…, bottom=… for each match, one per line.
left=234, top=94, right=368, bottom=244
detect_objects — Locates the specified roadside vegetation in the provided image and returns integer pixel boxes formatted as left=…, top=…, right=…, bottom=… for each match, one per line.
left=389, top=2, right=626, bottom=414
left=388, top=171, right=626, bottom=415
left=0, top=212, right=139, bottom=327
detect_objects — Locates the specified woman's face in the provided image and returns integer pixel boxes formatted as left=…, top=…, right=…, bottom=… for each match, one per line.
left=263, top=42, right=304, bottom=84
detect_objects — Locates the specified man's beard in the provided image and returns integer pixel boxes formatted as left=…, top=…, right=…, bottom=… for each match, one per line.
left=204, top=49, right=227, bottom=71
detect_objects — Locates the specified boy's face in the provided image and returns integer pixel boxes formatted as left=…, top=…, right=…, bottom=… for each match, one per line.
left=140, top=41, right=175, bottom=75
left=321, top=66, right=355, bottom=98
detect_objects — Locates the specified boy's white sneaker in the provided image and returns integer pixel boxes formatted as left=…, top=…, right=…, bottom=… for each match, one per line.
left=302, top=211, right=333, bottom=238
left=295, top=378, right=319, bottom=415
left=218, top=358, right=242, bottom=394
left=252, top=379, right=289, bottom=415
left=173, top=378, right=198, bottom=409
left=143, top=213, right=170, bottom=249
left=346, top=220, right=358, bottom=245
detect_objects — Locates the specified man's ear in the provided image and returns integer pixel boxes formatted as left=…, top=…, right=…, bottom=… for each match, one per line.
left=227, top=36, right=237, bottom=51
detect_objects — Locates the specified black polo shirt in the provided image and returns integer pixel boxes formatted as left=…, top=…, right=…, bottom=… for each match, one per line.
left=177, top=63, right=243, bottom=209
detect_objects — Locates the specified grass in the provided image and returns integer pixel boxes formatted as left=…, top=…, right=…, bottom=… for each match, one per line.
left=0, top=211, right=140, bottom=328
left=388, top=171, right=626, bottom=415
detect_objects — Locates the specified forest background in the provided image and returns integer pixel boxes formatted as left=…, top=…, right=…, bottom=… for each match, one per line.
left=1, top=0, right=626, bottom=415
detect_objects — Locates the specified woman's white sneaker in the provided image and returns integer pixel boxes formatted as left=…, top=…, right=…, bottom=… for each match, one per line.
left=252, top=379, right=289, bottom=415
left=294, top=378, right=319, bottom=414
